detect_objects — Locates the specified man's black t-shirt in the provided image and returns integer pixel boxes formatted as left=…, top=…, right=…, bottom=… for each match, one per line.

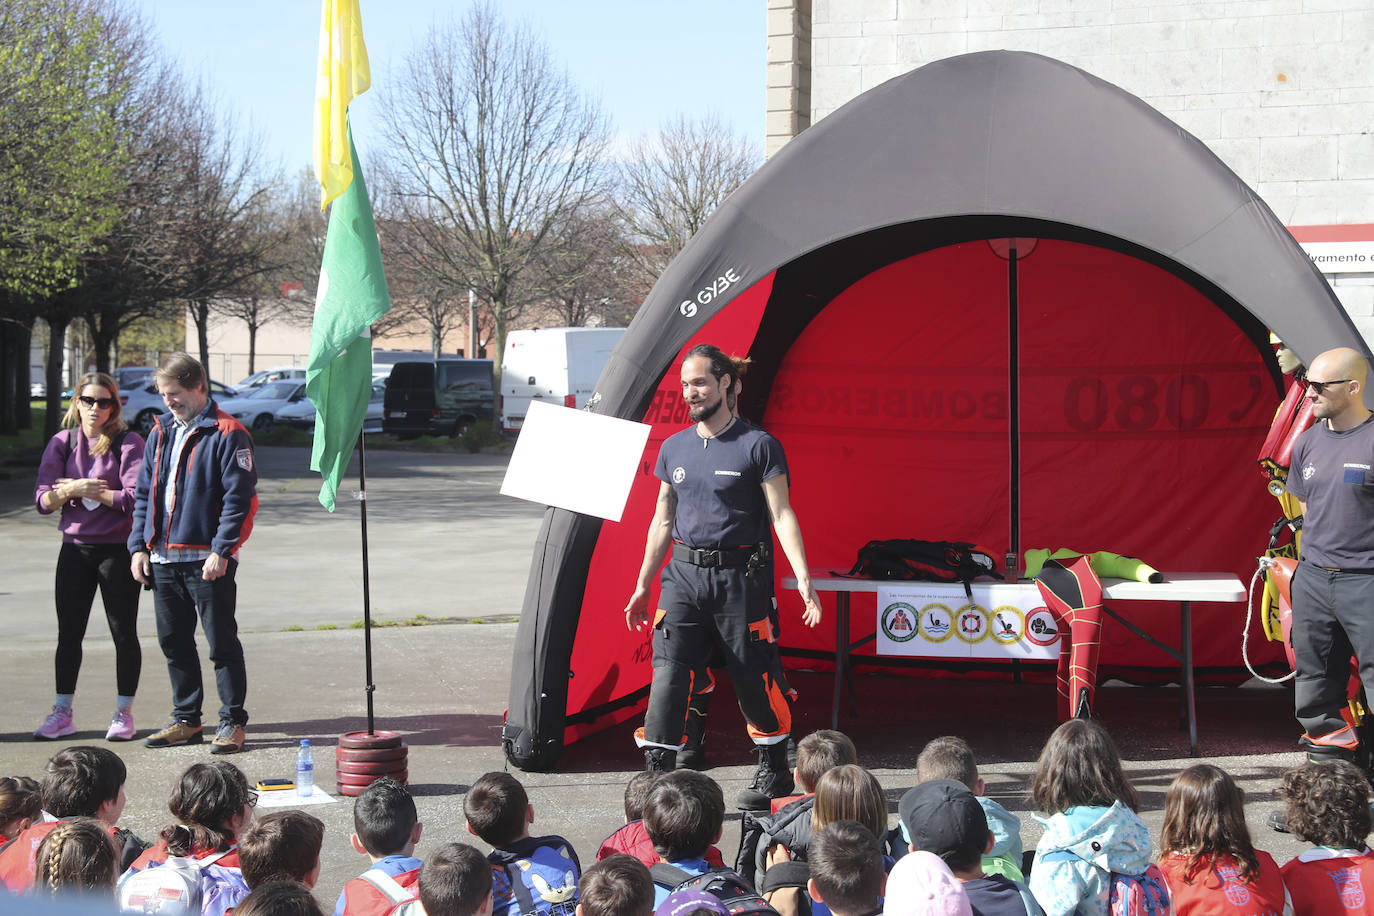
left=1285, top=415, right=1374, bottom=568
left=654, top=419, right=788, bottom=548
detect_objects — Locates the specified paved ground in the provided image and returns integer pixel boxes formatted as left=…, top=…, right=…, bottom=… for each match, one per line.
left=0, top=443, right=1315, bottom=909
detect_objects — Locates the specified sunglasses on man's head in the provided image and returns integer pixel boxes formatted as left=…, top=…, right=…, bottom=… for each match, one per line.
left=1306, top=378, right=1352, bottom=395
left=77, top=396, right=117, bottom=409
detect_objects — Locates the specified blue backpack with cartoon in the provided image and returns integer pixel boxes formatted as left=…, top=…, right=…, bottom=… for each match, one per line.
left=488, top=836, right=582, bottom=916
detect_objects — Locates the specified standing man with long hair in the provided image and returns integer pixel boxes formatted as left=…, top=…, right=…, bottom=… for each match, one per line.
left=624, top=344, right=821, bottom=810
left=33, top=372, right=146, bottom=741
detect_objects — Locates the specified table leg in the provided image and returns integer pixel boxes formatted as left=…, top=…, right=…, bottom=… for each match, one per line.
left=1182, top=600, right=1197, bottom=756
left=831, top=593, right=850, bottom=729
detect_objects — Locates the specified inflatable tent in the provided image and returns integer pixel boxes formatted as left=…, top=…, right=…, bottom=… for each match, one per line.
left=503, top=51, right=1370, bottom=771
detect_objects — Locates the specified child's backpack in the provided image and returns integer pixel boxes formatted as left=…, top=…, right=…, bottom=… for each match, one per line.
left=116, top=850, right=236, bottom=915
left=650, top=864, right=781, bottom=916
left=489, top=837, right=581, bottom=916
left=1108, top=864, right=1171, bottom=916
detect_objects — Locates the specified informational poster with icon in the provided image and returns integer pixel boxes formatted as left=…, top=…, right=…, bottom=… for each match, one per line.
left=876, top=583, right=1061, bottom=660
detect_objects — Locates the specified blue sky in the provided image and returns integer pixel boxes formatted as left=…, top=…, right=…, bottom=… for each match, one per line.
left=130, top=0, right=766, bottom=173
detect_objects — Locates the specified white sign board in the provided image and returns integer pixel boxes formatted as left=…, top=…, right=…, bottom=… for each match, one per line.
left=1297, top=240, right=1374, bottom=274
left=876, top=582, right=1061, bottom=660
left=500, top=399, right=651, bottom=522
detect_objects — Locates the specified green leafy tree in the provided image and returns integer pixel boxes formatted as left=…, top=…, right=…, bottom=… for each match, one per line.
left=0, top=0, right=127, bottom=434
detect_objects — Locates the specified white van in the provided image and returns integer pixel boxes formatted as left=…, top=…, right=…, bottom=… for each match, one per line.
left=500, top=327, right=626, bottom=433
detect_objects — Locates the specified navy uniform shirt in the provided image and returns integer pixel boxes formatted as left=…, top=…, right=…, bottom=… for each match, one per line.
left=654, top=419, right=789, bottom=549
left=1285, top=414, right=1374, bottom=568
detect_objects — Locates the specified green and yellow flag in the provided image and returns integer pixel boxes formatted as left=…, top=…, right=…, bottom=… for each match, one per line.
left=314, top=0, right=371, bottom=209
left=307, top=0, right=390, bottom=511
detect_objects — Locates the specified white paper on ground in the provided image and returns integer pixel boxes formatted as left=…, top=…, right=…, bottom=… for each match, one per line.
left=500, top=399, right=651, bottom=522
left=255, top=785, right=337, bottom=807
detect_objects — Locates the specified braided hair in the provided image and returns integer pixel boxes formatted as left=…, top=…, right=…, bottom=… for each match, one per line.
left=33, top=817, right=118, bottom=897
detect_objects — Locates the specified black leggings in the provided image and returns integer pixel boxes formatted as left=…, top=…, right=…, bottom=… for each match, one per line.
left=54, top=542, right=141, bottom=696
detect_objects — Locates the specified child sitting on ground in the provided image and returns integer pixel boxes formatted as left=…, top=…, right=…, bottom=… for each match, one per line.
left=762, top=764, right=892, bottom=916
left=236, top=880, right=327, bottom=916
left=746, top=729, right=858, bottom=884
left=118, top=759, right=254, bottom=916
left=1278, top=759, right=1374, bottom=916
left=420, top=842, right=495, bottom=916
left=578, top=854, right=654, bottom=916
left=334, top=777, right=425, bottom=916
left=900, top=779, right=1042, bottom=916
left=642, top=771, right=727, bottom=907
left=912, top=735, right=1026, bottom=880
left=807, top=820, right=885, bottom=916
left=33, top=817, right=120, bottom=900
left=0, top=746, right=144, bottom=891
left=465, top=771, right=581, bottom=916
left=598, top=773, right=725, bottom=870
left=1026, top=720, right=1157, bottom=916
left=1157, top=764, right=1288, bottom=915
left=0, top=777, right=41, bottom=846
left=239, top=811, right=326, bottom=890
left=884, top=850, right=971, bottom=916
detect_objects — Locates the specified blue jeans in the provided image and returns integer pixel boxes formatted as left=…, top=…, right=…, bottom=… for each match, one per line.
left=151, top=560, right=248, bottom=726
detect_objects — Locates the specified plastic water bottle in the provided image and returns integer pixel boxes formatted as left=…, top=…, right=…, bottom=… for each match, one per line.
left=296, top=740, right=314, bottom=798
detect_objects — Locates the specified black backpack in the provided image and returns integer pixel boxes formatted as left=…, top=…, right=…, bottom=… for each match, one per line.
left=841, top=539, right=1000, bottom=584
left=650, top=864, right=779, bottom=916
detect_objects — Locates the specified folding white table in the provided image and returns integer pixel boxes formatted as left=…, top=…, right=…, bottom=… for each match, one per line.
left=781, top=571, right=1247, bottom=756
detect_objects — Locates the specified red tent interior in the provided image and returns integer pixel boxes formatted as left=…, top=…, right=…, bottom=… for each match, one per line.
left=560, top=237, right=1283, bottom=743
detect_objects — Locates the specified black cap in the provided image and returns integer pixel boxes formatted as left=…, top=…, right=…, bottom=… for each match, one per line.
left=898, top=779, right=988, bottom=864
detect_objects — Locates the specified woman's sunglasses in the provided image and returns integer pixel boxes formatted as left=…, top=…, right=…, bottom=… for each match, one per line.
left=77, top=396, right=117, bottom=409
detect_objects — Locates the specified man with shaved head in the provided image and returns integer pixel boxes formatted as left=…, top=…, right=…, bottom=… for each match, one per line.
left=1283, top=346, right=1374, bottom=762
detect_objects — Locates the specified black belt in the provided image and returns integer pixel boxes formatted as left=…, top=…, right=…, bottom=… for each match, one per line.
left=672, top=543, right=753, bottom=568
left=1302, top=557, right=1374, bottom=575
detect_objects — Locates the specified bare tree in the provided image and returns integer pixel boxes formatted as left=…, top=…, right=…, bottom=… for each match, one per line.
left=378, top=2, right=610, bottom=373
left=165, top=88, right=278, bottom=370
left=215, top=171, right=302, bottom=373
left=524, top=205, right=636, bottom=327
left=616, top=113, right=759, bottom=292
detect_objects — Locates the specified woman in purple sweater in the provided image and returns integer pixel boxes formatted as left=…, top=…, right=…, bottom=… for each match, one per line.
left=33, top=371, right=147, bottom=741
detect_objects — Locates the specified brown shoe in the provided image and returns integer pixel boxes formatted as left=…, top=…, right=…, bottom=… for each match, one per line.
left=144, top=719, right=203, bottom=748
left=210, top=722, right=246, bottom=755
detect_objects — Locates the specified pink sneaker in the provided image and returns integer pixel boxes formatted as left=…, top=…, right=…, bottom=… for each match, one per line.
left=105, top=709, right=135, bottom=742
left=33, top=707, right=75, bottom=741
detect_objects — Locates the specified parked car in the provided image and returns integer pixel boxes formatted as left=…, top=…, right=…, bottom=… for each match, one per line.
left=382, top=359, right=495, bottom=438
left=30, top=382, right=45, bottom=398
left=217, top=380, right=309, bottom=431
left=274, top=383, right=386, bottom=434
left=113, top=366, right=157, bottom=391
left=235, top=366, right=306, bottom=390
left=122, top=379, right=241, bottom=433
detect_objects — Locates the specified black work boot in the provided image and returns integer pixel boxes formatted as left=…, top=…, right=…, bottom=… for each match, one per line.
left=678, top=695, right=710, bottom=771
left=735, top=742, right=794, bottom=811
left=644, top=747, right=677, bottom=773
left=1299, top=734, right=1357, bottom=764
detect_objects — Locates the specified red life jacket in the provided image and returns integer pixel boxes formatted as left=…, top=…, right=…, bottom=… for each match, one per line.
left=595, top=821, right=725, bottom=870
left=340, top=866, right=423, bottom=916
left=1158, top=851, right=1286, bottom=915
left=130, top=839, right=241, bottom=871
left=1282, top=851, right=1374, bottom=915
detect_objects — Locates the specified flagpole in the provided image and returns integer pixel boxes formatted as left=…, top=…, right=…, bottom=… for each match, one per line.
left=357, top=430, right=376, bottom=735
